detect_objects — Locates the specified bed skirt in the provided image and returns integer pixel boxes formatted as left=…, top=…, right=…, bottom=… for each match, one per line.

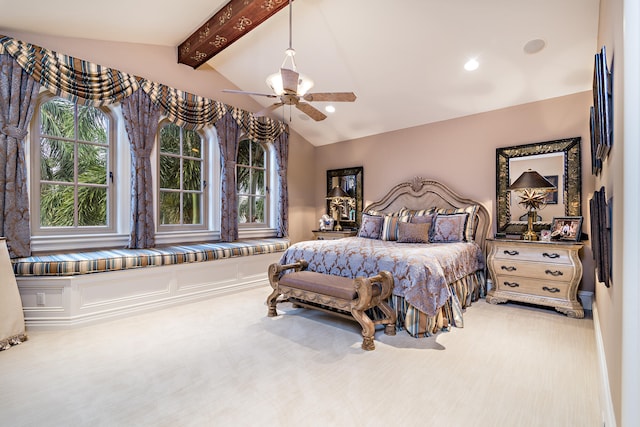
left=371, top=270, right=486, bottom=338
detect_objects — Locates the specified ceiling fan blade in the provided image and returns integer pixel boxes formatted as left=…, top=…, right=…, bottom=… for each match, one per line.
left=296, top=102, right=327, bottom=121
left=303, top=92, right=356, bottom=102
left=281, top=68, right=299, bottom=94
left=222, top=89, right=277, bottom=98
left=254, top=103, right=284, bottom=117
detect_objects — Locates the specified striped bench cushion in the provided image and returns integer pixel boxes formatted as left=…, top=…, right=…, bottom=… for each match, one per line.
left=12, top=238, right=290, bottom=277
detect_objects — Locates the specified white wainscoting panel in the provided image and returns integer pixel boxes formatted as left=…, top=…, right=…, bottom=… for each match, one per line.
left=17, top=252, right=282, bottom=330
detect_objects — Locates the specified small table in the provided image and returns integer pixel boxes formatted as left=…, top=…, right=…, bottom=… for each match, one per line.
left=312, top=230, right=357, bottom=240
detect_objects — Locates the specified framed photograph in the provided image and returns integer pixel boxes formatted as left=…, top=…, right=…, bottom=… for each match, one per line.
left=551, top=216, right=583, bottom=241
left=544, top=175, right=558, bottom=204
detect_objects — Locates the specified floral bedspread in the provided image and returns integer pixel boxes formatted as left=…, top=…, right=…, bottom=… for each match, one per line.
left=279, top=237, right=484, bottom=317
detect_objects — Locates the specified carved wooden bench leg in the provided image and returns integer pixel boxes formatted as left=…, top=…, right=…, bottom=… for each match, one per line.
left=351, top=308, right=376, bottom=351
left=267, top=260, right=309, bottom=317
left=378, top=300, right=397, bottom=336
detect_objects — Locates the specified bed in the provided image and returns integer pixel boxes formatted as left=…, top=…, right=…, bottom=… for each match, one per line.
left=279, top=177, right=491, bottom=337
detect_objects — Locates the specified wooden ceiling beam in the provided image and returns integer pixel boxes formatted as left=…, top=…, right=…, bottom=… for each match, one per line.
left=178, top=0, right=290, bottom=69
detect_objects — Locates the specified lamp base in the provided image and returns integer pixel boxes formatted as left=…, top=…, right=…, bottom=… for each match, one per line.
left=523, top=210, right=538, bottom=241
left=334, top=222, right=343, bottom=231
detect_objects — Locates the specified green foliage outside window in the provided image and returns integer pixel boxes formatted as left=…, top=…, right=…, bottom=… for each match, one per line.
left=38, top=98, right=110, bottom=228
left=237, top=139, right=266, bottom=224
left=159, top=124, right=203, bottom=226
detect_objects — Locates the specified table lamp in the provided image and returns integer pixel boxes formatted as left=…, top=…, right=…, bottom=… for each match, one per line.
left=508, top=169, right=557, bottom=241
left=327, top=186, right=350, bottom=231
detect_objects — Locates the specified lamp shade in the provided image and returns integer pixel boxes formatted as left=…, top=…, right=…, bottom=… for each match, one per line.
left=327, top=186, right=349, bottom=198
left=508, top=169, right=556, bottom=190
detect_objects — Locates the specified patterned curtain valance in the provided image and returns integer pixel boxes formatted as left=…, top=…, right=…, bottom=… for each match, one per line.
left=230, top=107, right=288, bottom=143
left=139, top=80, right=227, bottom=130
left=0, top=34, right=287, bottom=136
left=0, top=35, right=140, bottom=106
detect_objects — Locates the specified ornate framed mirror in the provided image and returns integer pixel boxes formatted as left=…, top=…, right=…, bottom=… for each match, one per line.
left=496, top=137, right=581, bottom=234
left=326, top=167, right=363, bottom=230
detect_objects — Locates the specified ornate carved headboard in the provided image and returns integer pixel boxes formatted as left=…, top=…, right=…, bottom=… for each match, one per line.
left=364, top=177, right=491, bottom=256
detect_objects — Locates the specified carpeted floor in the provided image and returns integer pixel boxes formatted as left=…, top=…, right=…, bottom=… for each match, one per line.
left=0, top=286, right=601, bottom=426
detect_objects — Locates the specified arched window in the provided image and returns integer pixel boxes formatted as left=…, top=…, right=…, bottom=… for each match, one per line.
left=31, top=96, right=116, bottom=235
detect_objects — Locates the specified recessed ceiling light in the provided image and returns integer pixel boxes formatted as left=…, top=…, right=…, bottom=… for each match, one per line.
left=464, top=58, right=479, bottom=71
left=325, top=105, right=336, bottom=113
left=523, top=39, right=546, bottom=54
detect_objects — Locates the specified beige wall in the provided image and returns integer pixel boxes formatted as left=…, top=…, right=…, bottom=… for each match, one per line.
left=592, top=0, right=640, bottom=425
left=314, top=92, right=596, bottom=292
left=0, top=29, right=318, bottom=244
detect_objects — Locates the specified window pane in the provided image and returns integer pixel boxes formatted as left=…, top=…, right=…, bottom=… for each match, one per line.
left=237, top=140, right=250, bottom=166
left=183, top=159, right=201, bottom=191
left=40, top=139, right=74, bottom=183
left=253, top=169, right=265, bottom=195
left=237, top=166, right=250, bottom=193
left=184, top=130, right=201, bottom=159
left=160, top=124, right=180, bottom=154
left=78, top=186, right=107, bottom=226
left=77, top=105, right=108, bottom=144
left=251, top=143, right=264, bottom=168
left=238, top=195, right=249, bottom=223
left=183, top=192, right=201, bottom=225
left=160, top=155, right=180, bottom=189
left=40, top=184, right=74, bottom=227
left=159, top=191, right=181, bottom=224
left=253, top=196, right=265, bottom=223
left=78, top=144, right=107, bottom=185
left=40, top=98, right=75, bottom=139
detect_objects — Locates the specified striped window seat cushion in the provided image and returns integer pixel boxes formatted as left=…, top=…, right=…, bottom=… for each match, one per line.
left=12, top=238, right=290, bottom=277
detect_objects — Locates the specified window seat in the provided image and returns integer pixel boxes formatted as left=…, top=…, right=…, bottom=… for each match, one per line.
left=13, top=238, right=289, bottom=277
left=13, top=238, right=289, bottom=329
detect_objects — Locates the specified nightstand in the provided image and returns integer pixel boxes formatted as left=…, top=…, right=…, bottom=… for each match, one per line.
left=486, top=238, right=584, bottom=318
left=312, top=230, right=357, bottom=240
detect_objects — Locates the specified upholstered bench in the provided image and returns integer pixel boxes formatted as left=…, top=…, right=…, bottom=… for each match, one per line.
left=267, top=260, right=396, bottom=350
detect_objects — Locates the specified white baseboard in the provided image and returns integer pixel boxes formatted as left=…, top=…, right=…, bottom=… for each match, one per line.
left=592, top=301, right=616, bottom=427
left=17, top=252, right=282, bottom=330
left=579, top=290, right=594, bottom=311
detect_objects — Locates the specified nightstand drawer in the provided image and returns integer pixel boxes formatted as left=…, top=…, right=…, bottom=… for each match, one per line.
left=493, top=262, right=575, bottom=282
left=493, top=245, right=572, bottom=265
left=494, top=276, right=570, bottom=298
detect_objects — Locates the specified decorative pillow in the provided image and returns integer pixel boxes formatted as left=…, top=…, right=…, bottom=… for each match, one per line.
left=357, top=214, right=383, bottom=239
left=430, top=213, right=469, bottom=243
left=368, top=208, right=405, bottom=217
left=401, top=207, right=436, bottom=218
left=397, top=222, right=431, bottom=243
left=380, top=214, right=411, bottom=241
left=410, top=213, right=435, bottom=225
left=434, top=205, right=478, bottom=242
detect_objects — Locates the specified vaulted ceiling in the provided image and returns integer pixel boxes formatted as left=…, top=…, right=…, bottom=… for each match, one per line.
left=0, top=0, right=600, bottom=146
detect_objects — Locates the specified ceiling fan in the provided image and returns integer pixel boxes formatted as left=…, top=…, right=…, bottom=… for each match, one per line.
left=222, top=0, right=356, bottom=121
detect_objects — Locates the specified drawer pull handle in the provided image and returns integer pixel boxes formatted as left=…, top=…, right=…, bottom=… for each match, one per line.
left=503, top=250, right=519, bottom=256
left=503, top=281, right=520, bottom=288
left=501, top=266, right=517, bottom=272
left=545, top=269, right=563, bottom=277
left=542, top=286, right=561, bottom=293
left=542, top=252, right=560, bottom=259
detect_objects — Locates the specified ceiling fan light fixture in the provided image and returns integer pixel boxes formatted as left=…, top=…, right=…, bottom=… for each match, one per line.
left=266, top=70, right=314, bottom=96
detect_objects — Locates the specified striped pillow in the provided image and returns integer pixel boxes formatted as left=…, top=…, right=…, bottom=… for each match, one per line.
left=380, top=214, right=411, bottom=241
